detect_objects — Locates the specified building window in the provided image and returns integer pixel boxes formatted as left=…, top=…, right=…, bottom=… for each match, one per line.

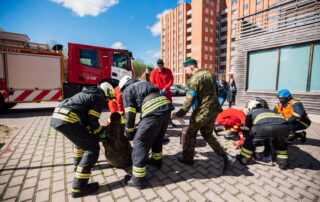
left=248, top=42, right=320, bottom=92
left=311, top=43, right=320, bottom=91
left=205, top=55, right=208, bottom=60
left=179, top=18, right=183, bottom=23
left=244, top=3, right=249, bottom=10
left=205, top=17, right=209, bottom=23
left=205, top=8, right=209, bottom=14
left=232, top=0, right=238, bottom=5
left=204, top=64, right=208, bottom=68
left=210, top=29, right=214, bottom=34
left=210, top=38, right=213, bottom=43
left=205, top=27, right=209, bottom=32
left=209, top=64, right=212, bottom=69
left=209, top=55, right=213, bottom=60
left=210, top=10, right=214, bottom=15
left=232, top=19, right=237, bottom=24
left=232, top=9, right=237, bottom=15
left=204, top=46, right=208, bottom=51
left=256, top=0, right=262, bottom=5
left=205, top=36, right=208, bottom=42
left=232, top=28, right=236, bottom=33
left=210, top=47, right=213, bottom=52
left=231, top=47, right=236, bottom=51
left=230, top=56, right=235, bottom=61
left=179, top=10, right=183, bottom=15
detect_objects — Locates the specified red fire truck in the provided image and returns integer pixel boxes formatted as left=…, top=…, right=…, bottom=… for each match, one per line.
left=0, top=32, right=134, bottom=111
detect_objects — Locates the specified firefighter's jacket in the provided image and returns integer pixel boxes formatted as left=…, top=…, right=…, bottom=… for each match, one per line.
left=243, top=108, right=287, bottom=136
left=122, top=79, right=174, bottom=134
left=274, top=99, right=310, bottom=126
left=51, top=86, right=106, bottom=135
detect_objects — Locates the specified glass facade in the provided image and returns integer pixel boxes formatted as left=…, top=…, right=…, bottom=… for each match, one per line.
left=247, top=41, right=319, bottom=92
left=248, top=49, right=278, bottom=90
left=310, top=43, right=320, bottom=92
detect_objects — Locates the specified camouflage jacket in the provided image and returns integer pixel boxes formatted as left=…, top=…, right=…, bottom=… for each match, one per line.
left=176, top=69, right=222, bottom=119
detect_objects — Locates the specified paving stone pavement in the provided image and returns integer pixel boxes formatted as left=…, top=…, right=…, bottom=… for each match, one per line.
left=0, top=98, right=319, bottom=202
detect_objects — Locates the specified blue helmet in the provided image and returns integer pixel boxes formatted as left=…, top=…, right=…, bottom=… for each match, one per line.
left=278, top=89, right=292, bottom=99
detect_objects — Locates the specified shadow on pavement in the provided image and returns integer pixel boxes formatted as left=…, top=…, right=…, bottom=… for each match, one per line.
left=292, top=137, right=320, bottom=147
left=288, top=144, right=320, bottom=170
left=145, top=152, right=253, bottom=188
left=0, top=107, right=54, bottom=119
left=0, top=163, right=74, bottom=172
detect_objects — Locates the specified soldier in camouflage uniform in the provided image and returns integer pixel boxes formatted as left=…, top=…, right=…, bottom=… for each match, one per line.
left=172, top=58, right=236, bottom=172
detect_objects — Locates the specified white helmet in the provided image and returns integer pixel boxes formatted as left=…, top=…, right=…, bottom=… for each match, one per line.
left=99, top=82, right=115, bottom=98
left=119, top=76, right=131, bottom=91
left=246, top=97, right=269, bottom=111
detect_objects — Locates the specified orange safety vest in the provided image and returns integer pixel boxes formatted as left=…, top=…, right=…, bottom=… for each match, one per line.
left=276, top=99, right=298, bottom=119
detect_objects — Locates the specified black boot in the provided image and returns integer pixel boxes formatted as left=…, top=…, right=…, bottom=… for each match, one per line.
left=177, top=156, right=194, bottom=166
left=222, top=153, right=236, bottom=172
left=146, top=158, right=162, bottom=168
left=71, top=182, right=99, bottom=198
left=123, top=175, right=146, bottom=190
left=299, top=131, right=307, bottom=143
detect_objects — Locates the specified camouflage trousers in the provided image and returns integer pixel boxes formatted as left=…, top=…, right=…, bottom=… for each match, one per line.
left=183, top=112, right=226, bottom=161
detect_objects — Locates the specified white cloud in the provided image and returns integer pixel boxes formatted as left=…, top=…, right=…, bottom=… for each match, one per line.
left=51, top=0, right=119, bottom=17
left=111, top=42, right=126, bottom=49
left=152, top=51, right=161, bottom=58
left=146, top=9, right=171, bottom=36
left=178, top=0, right=185, bottom=4
left=145, top=50, right=161, bottom=59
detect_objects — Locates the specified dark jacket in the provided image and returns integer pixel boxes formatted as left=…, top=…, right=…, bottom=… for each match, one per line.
left=217, top=81, right=229, bottom=98
left=51, top=86, right=106, bottom=132
left=122, top=79, right=174, bottom=133
left=244, top=108, right=287, bottom=136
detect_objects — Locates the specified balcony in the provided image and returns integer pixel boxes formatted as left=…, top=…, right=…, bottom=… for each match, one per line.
left=220, top=17, right=227, bottom=23
left=187, top=18, right=192, bottom=24
left=221, top=9, right=227, bottom=15
left=220, top=35, right=227, bottom=40
left=187, top=27, right=192, bottom=33
left=221, top=26, right=227, bottom=32
left=187, top=36, right=192, bottom=41
left=220, top=52, right=226, bottom=57
left=187, top=52, right=191, bottom=57
left=187, top=44, right=192, bottom=49
left=220, top=61, right=226, bottom=65
left=220, top=44, right=227, bottom=49
left=187, top=10, right=192, bottom=16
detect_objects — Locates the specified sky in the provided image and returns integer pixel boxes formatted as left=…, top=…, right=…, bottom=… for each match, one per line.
left=0, top=0, right=190, bottom=66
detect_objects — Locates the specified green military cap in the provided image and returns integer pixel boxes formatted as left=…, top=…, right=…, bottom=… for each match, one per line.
left=183, top=58, right=197, bottom=67
left=146, top=66, right=153, bottom=71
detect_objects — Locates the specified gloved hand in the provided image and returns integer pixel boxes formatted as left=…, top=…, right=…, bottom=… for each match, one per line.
left=160, top=89, right=167, bottom=96
left=233, top=137, right=245, bottom=149
left=125, top=128, right=137, bottom=141
left=96, top=126, right=108, bottom=141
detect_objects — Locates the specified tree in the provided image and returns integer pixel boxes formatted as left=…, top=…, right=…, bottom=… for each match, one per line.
left=132, top=59, right=150, bottom=78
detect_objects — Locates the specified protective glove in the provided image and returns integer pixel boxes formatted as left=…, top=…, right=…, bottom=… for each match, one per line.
left=125, top=128, right=137, bottom=141
left=160, top=89, right=167, bottom=96
left=96, top=126, right=108, bottom=141
left=233, top=137, right=245, bottom=149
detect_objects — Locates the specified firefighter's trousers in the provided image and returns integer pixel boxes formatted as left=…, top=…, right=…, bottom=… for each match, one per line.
left=131, top=113, right=170, bottom=182
left=240, top=123, right=290, bottom=166
left=55, top=124, right=100, bottom=189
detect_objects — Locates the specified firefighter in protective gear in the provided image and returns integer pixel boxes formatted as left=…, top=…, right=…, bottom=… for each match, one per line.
left=107, top=86, right=125, bottom=125
left=274, top=89, right=311, bottom=142
left=237, top=97, right=291, bottom=170
left=50, top=82, right=114, bottom=198
left=171, top=58, right=236, bottom=173
left=120, top=77, right=174, bottom=189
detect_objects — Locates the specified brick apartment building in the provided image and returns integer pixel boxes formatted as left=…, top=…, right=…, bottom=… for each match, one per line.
left=160, top=0, right=227, bottom=84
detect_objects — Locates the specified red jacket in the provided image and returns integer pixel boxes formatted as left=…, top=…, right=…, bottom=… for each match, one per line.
left=216, top=108, right=246, bottom=127
left=108, top=86, right=124, bottom=114
left=150, top=67, right=174, bottom=102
